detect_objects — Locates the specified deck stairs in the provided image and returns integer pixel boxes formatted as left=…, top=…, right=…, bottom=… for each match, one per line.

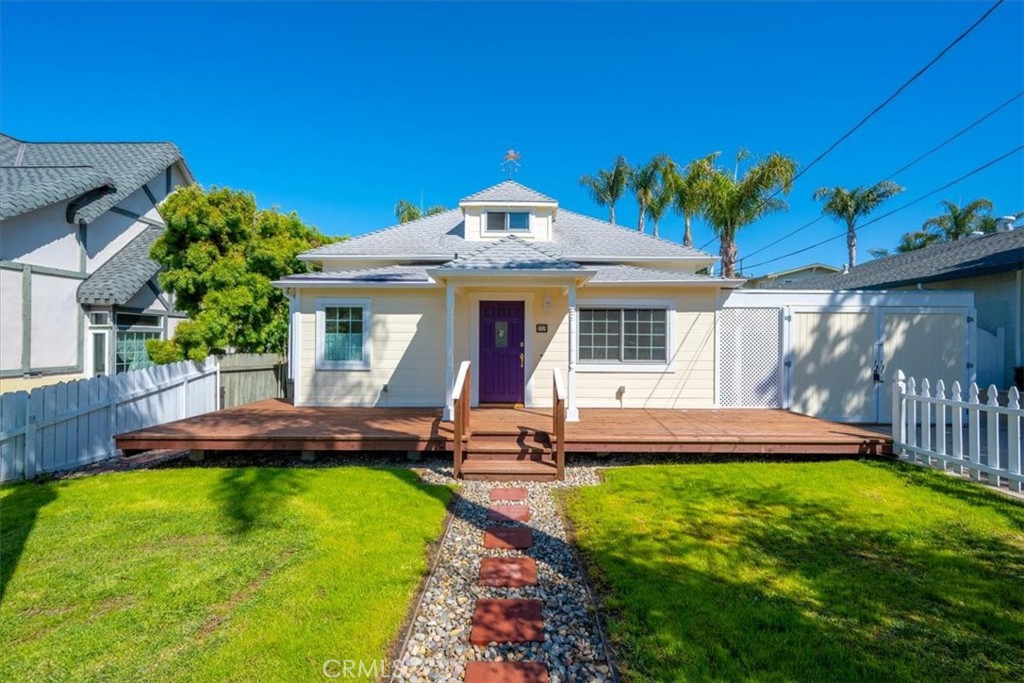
left=459, top=426, right=559, bottom=482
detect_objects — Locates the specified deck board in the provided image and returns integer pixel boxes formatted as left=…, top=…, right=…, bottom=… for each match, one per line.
left=115, top=399, right=891, bottom=456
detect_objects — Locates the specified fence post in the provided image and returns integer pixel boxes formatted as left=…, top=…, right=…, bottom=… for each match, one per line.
left=920, top=378, right=932, bottom=464
left=986, top=385, right=1001, bottom=486
left=934, top=379, right=947, bottom=470
left=25, top=389, right=39, bottom=479
left=906, top=377, right=918, bottom=462
left=892, top=370, right=906, bottom=456
left=951, top=381, right=963, bottom=475
left=180, top=363, right=190, bottom=420
left=967, top=383, right=981, bottom=481
left=1007, top=387, right=1021, bottom=493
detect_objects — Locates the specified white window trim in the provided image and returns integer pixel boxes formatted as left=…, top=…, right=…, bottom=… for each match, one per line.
left=575, top=297, right=676, bottom=373
left=483, top=210, right=532, bottom=234
left=315, top=298, right=372, bottom=371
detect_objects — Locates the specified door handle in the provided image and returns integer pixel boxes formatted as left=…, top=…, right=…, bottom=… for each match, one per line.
left=519, top=352, right=525, bottom=368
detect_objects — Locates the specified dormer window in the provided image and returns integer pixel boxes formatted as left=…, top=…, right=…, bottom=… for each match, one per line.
left=486, top=211, right=530, bottom=232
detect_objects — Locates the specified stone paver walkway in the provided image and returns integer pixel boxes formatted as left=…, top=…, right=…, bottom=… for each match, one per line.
left=392, top=473, right=610, bottom=682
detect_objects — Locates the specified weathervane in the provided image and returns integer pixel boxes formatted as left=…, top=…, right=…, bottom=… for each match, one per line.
left=501, top=149, right=521, bottom=178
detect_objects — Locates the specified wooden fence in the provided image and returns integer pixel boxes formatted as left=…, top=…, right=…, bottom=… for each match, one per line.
left=892, top=370, right=1023, bottom=492
left=0, top=358, right=218, bottom=482
left=218, top=353, right=288, bottom=409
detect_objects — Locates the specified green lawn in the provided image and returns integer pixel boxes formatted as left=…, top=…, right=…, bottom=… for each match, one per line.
left=1, top=467, right=451, bottom=682
left=564, top=460, right=1024, bottom=682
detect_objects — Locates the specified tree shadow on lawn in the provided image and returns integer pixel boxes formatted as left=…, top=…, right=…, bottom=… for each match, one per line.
left=213, top=466, right=308, bottom=536
left=0, top=481, right=58, bottom=605
left=573, top=469, right=1024, bottom=682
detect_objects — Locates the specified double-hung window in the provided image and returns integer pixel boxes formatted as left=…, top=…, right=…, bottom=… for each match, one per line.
left=578, top=306, right=670, bottom=365
left=316, top=300, right=372, bottom=370
left=486, top=211, right=530, bottom=232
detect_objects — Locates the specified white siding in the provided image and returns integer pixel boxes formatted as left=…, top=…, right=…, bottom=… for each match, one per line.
left=0, top=269, right=23, bottom=371
left=296, top=288, right=446, bottom=407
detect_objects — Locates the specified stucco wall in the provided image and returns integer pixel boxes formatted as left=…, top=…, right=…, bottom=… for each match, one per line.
left=0, top=202, right=81, bottom=269
left=29, top=273, right=80, bottom=369
left=0, top=268, right=23, bottom=370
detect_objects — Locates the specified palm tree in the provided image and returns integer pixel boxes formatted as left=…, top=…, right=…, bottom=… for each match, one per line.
left=579, top=156, right=630, bottom=225
left=921, top=198, right=994, bottom=241
left=630, top=156, right=663, bottom=233
left=673, top=152, right=718, bottom=248
left=394, top=200, right=446, bottom=224
left=813, top=181, right=904, bottom=268
left=702, top=150, right=798, bottom=278
left=647, top=164, right=675, bottom=238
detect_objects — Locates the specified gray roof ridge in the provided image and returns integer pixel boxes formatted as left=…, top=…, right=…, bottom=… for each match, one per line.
left=305, top=208, right=463, bottom=255
left=1, top=133, right=181, bottom=147
left=556, top=208, right=711, bottom=254
left=460, top=179, right=557, bottom=203
left=441, top=233, right=581, bottom=269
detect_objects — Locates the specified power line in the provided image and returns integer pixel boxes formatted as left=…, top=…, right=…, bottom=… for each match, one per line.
left=741, top=90, right=1023, bottom=261
left=696, top=0, right=1004, bottom=253
left=742, top=144, right=1024, bottom=271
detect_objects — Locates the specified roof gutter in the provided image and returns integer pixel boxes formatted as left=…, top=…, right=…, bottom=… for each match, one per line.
left=65, top=183, right=116, bottom=224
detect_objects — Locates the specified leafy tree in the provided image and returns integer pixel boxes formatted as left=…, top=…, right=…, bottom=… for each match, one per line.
left=672, top=153, right=718, bottom=248
left=394, top=199, right=446, bottom=224
left=920, top=198, right=994, bottom=242
left=630, top=156, right=663, bottom=233
left=147, top=186, right=340, bottom=362
left=579, top=155, right=630, bottom=225
left=813, top=181, right=904, bottom=268
left=702, top=150, right=798, bottom=278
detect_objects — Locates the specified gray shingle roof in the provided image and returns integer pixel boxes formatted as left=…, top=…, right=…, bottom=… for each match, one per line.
left=302, top=205, right=713, bottom=262
left=276, top=265, right=434, bottom=284
left=460, top=180, right=556, bottom=204
left=0, top=166, right=114, bottom=220
left=588, top=264, right=730, bottom=284
left=434, top=235, right=580, bottom=271
left=794, top=229, right=1024, bottom=290
left=0, top=133, right=186, bottom=223
left=77, top=226, right=164, bottom=305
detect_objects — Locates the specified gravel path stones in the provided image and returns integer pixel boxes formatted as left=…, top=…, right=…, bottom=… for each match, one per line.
left=391, top=473, right=611, bottom=683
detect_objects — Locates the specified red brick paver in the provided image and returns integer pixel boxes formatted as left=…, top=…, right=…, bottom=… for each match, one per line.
left=483, top=526, right=533, bottom=549
left=478, top=557, right=538, bottom=588
left=487, top=504, right=531, bottom=522
left=470, top=599, right=545, bottom=645
left=464, top=661, right=549, bottom=683
left=489, top=487, right=528, bottom=501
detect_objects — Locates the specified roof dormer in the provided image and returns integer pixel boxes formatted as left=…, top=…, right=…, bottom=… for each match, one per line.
left=458, top=180, right=558, bottom=242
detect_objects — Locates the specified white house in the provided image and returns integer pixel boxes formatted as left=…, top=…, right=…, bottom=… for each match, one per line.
left=0, top=133, right=194, bottom=392
left=275, top=181, right=746, bottom=420
left=275, top=180, right=980, bottom=426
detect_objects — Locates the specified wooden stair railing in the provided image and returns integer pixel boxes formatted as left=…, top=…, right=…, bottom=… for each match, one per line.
left=452, top=361, right=471, bottom=478
left=552, top=368, right=566, bottom=481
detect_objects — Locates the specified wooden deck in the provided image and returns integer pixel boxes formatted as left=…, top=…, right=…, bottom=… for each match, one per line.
left=115, top=399, right=891, bottom=457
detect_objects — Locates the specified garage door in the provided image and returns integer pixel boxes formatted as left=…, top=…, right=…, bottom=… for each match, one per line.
left=790, top=311, right=877, bottom=422
left=880, top=312, right=966, bottom=422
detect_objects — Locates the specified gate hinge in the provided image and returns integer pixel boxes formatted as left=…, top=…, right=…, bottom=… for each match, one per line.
left=784, top=315, right=792, bottom=322
left=966, top=362, right=975, bottom=369
left=783, top=360, right=792, bottom=368
left=967, top=316, right=974, bottom=323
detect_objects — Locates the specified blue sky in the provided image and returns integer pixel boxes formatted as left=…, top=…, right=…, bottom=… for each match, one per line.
left=2, top=1, right=1022, bottom=274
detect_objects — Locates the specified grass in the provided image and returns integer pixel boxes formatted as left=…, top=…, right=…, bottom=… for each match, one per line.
left=0, top=466, right=451, bottom=682
left=563, top=460, right=1024, bottom=682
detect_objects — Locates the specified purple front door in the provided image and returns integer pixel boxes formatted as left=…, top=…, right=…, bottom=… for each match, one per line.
left=479, top=300, right=525, bottom=403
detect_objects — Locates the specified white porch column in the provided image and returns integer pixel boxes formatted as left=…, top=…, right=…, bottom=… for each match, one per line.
left=567, top=282, right=580, bottom=422
left=443, top=281, right=455, bottom=421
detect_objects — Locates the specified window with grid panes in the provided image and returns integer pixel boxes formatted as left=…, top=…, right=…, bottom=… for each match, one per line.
left=578, top=308, right=667, bottom=363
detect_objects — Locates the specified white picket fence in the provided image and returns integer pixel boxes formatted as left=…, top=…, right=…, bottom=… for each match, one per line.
left=0, top=358, right=218, bottom=483
left=892, top=370, right=1023, bottom=492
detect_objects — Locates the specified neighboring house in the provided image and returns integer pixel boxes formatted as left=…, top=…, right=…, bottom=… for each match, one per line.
left=743, top=262, right=840, bottom=289
left=0, top=133, right=194, bottom=392
left=795, top=228, right=1024, bottom=388
left=275, top=180, right=744, bottom=419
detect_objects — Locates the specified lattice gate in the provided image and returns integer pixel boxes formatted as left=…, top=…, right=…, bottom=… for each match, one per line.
left=718, top=307, right=784, bottom=408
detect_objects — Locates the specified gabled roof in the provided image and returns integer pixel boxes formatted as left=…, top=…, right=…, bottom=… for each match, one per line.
left=276, top=265, right=435, bottom=285
left=301, top=203, right=713, bottom=262
left=0, top=133, right=189, bottom=223
left=752, top=262, right=840, bottom=279
left=77, top=226, right=164, bottom=305
left=433, top=235, right=580, bottom=271
left=460, top=180, right=557, bottom=204
left=795, top=229, right=1024, bottom=290
left=588, top=264, right=743, bottom=287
